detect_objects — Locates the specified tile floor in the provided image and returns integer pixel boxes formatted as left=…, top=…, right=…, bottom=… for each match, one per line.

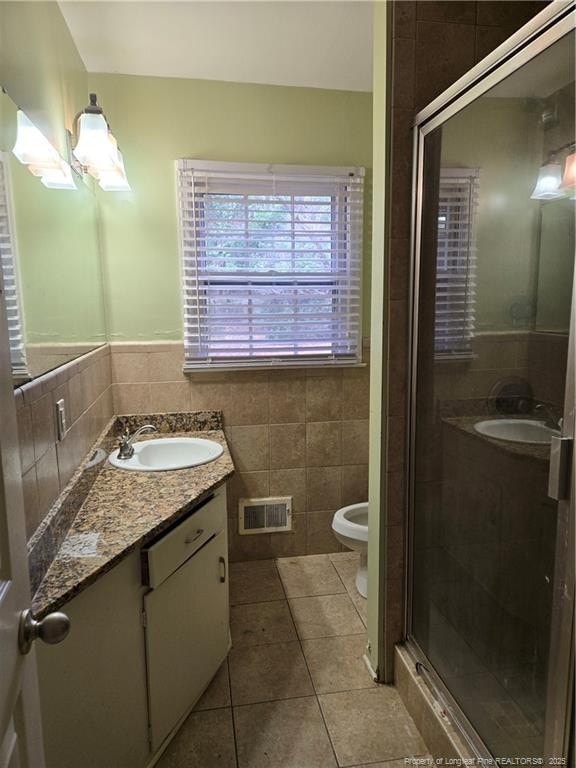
left=157, top=552, right=431, bottom=768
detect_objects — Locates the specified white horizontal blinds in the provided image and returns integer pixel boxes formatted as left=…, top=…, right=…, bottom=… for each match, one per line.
left=0, top=155, right=27, bottom=375
left=177, top=160, right=364, bottom=368
left=435, top=168, right=480, bottom=358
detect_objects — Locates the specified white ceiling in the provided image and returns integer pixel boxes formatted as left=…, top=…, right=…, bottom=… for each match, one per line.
left=59, top=1, right=374, bottom=91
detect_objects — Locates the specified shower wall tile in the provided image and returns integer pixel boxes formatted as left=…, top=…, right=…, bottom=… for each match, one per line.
left=110, top=340, right=370, bottom=560
left=393, top=1, right=416, bottom=39
left=416, top=1, right=477, bottom=25
left=415, top=22, right=476, bottom=112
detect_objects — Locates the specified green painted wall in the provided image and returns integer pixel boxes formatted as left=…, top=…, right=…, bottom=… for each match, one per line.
left=442, top=97, right=542, bottom=331
left=89, top=72, right=373, bottom=341
left=0, top=5, right=106, bottom=346
left=0, top=1, right=86, bottom=157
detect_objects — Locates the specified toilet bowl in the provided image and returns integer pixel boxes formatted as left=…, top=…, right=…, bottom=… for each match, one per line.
left=331, top=502, right=368, bottom=598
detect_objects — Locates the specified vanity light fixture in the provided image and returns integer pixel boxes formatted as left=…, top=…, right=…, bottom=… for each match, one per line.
left=12, top=110, right=76, bottom=190
left=530, top=155, right=564, bottom=200
left=73, top=93, right=131, bottom=191
left=559, top=150, right=576, bottom=200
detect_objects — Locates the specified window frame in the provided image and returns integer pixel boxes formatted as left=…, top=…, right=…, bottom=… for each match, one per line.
left=434, top=167, right=480, bottom=361
left=176, top=160, right=365, bottom=371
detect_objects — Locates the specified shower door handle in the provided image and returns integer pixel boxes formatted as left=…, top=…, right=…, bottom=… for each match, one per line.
left=548, top=436, right=573, bottom=501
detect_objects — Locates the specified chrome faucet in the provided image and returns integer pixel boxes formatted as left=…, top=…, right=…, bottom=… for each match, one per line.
left=117, top=424, right=157, bottom=459
left=534, top=404, right=561, bottom=430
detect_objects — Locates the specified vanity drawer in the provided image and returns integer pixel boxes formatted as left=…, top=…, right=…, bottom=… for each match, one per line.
left=142, top=487, right=226, bottom=588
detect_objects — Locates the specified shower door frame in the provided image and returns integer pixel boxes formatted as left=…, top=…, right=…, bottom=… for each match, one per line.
left=405, top=1, right=576, bottom=761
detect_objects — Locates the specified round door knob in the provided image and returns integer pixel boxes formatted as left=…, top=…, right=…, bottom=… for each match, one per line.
left=18, top=609, right=71, bottom=655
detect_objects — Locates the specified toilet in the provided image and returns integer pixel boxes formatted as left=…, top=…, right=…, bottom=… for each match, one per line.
left=331, top=502, right=368, bottom=598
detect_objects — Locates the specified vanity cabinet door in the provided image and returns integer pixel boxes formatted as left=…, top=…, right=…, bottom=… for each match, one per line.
left=144, top=529, right=229, bottom=753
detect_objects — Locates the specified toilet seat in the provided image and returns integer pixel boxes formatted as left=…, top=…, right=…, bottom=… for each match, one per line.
left=332, top=502, right=368, bottom=542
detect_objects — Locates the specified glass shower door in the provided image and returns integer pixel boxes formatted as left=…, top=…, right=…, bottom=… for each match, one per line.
left=408, top=19, right=575, bottom=763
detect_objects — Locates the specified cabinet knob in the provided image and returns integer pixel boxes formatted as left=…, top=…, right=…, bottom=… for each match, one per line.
left=18, top=609, right=70, bottom=655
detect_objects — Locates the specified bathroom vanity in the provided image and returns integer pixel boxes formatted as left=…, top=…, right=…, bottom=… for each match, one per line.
left=30, top=412, right=234, bottom=768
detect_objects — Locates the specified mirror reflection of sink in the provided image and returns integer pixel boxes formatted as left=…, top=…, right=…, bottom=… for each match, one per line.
left=473, top=419, right=560, bottom=445
left=109, top=437, right=224, bottom=472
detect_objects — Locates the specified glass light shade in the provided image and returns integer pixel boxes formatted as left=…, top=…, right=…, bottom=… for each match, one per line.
left=12, top=110, right=61, bottom=171
left=40, top=160, right=76, bottom=190
left=73, top=113, right=120, bottom=173
left=530, top=161, right=564, bottom=200
left=97, top=150, right=131, bottom=192
left=560, top=153, right=576, bottom=200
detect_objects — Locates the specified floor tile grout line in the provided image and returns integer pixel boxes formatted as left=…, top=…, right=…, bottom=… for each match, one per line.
left=330, top=558, right=368, bottom=628
left=226, top=660, right=241, bottom=768
left=232, top=693, right=318, bottom=710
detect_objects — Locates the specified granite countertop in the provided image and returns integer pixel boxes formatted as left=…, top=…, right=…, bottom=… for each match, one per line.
left=31, top=412, right=234, bottom=618
left=442, top=415, right=551, bottom=463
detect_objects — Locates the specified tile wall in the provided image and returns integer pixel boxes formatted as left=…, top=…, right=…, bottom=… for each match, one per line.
left=385, top=0, right=550, bottom=681
left=109, top=341, right=370, bottom=560
left=15, top=345, right=113, bottom=540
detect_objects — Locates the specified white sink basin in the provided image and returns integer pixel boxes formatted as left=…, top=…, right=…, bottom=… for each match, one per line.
left=109, top=437, right=224, bottom=472
left=473, top=419, right=560, bottom=445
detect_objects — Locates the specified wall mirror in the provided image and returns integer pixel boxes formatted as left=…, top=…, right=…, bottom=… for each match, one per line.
left=0, top=89, right=106, bottom=385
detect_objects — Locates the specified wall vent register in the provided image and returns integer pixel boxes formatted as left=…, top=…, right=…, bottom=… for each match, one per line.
left=239, top=496, right=292, bottom=534
left=176, top=159, right=364, bottom=370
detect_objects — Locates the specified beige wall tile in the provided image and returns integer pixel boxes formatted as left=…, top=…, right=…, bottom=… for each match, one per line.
left=269, top=373, right=306, bottom=423
left=227, top=470, right=270, bottom=517
left=342, top=368, right=370, bottom=420
left=306, top=510, right=341, bottom=555
left=341, top=465, right=369, bottom=507
left=147, top=348, right=186, bottom=382
left=112, top=383, right=152, bottom=415
left=80, top=363, right=99, bottom=407
left=270, top=423, right=306, bottom=469
left=306, top=467, right=341, bottom=512
left=190, top=375, right=269, bottom=426
left=306, top=422, right=341, bottom=467
left=111, top=351, right=150, bottom=383
left=225, top=375, right=269, bottom=426
left=22, top=465, right=40, bottom=539
left=147, top=382, right=191, bottom=413
left=225, top=425, right=269, bottom=471
left=306, top=372, right=342, bottom=422
left=67, top=371, right=86, bottom=423
left=35, top=445, right=60, bottom=523
left=341, top=420, right=369, bottom=465
left=31, top=393, right=56, bottom=462
left=269, top=514, right=307, bottom=558
left=17, top=403, right=35, bottom=474
left=269, top=468, right=306, bottom=513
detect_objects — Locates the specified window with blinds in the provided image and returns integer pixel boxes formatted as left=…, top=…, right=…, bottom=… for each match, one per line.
left=435, top=168, right=480, bottom=359
left=176, top=160, right=364, bottom=369
left=0, top=155, right=27, bottom=376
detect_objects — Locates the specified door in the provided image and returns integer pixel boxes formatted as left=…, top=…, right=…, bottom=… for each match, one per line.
left=0, top=265, right=45, bottom=765
left=144, top=529, right=229, bottom=753
left=407, top=10, right=575, bottom=763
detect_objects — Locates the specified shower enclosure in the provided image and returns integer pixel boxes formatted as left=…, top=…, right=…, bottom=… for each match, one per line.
left=407, top=2, right=575, bottom=762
